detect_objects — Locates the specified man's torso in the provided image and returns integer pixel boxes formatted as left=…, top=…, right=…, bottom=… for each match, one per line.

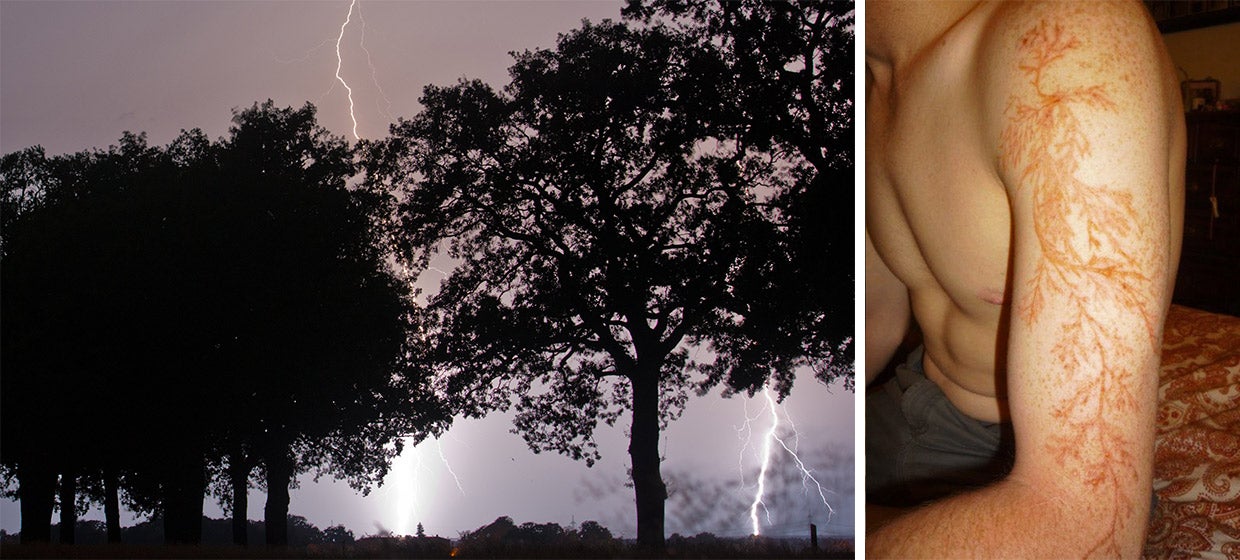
left=865, top=1, right=1185, bottom=424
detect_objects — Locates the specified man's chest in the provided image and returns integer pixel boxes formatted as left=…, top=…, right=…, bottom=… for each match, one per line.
left=866, top=85, right=1014, bottom=313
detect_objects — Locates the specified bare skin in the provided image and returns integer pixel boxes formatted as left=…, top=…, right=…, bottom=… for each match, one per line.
left=866, top=1, right=1184, bottom=557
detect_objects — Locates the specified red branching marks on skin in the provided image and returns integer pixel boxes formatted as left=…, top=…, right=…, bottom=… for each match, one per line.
left=1000, top=20, right=1156, bottom=557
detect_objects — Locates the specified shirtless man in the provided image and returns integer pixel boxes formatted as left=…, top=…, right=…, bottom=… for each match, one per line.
left=865, top=1, right=1184, bottom=557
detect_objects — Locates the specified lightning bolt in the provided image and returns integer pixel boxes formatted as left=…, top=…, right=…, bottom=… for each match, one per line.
left=356, top=2, right=395, bottom=120
left=324, top=0, right=394, bottom=140
left=433, top=438, right=465, bottom=495
left=334, top=0, right=360, bottom=140
left=399, top=436, right=465, bottom=535
left=273, top=35, right=335, bottom=65
left=409, top=444, right=424, bottom=519
left=748, top=394, right=777, bottom=535
left=773, top=397, right=834, bottom=520
left=739, top=387, right=835, bottom=536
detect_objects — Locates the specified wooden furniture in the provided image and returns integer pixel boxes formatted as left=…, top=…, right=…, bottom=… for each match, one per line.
left=1174, top=111, right=1240, bottom=316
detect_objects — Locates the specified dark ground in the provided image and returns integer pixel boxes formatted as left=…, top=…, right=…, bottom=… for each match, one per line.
left=0, top=536, right=854, bottom=559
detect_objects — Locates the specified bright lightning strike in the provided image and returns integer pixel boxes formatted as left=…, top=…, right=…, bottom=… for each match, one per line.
left=748, top=393, right=777, bottom=535
left=739, top=387, right=835, bottom=536
left=397, top=436, right=465, bottom=535
left=334, top=0, right=360, bottom=140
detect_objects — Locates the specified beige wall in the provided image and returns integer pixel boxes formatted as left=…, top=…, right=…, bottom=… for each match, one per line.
left=1161, top=22, right=1240, bottom=107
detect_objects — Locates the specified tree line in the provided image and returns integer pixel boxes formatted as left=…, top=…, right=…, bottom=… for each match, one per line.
left=0, top=1, right=853, bottom=552
left=1, top=102, right=444, bottom=546
left=0, top=514, right=359, bottom=548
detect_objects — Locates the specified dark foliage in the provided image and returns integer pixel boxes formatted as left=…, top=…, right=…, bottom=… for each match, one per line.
left=452, top=517, right=851, bottom=559
left=624, top=0, right=856, bottom=389
left=2, top=515, right=346, bottom=547
left=0, top=3, right=853, bottom=551
left=454, top=516, right=622, bottom=558
left=365, top=7, right=852, bottom=550
left=0, top=102, right=446, bottom=546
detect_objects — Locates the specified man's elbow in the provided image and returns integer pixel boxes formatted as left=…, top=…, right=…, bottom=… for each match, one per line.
left=1005, top=465, right=1152, bottom=557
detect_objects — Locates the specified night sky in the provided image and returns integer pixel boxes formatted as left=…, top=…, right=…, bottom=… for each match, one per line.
left=0, top=0, right=855, bottom=539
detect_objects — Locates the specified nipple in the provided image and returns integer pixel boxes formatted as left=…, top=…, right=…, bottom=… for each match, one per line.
left=979, top=287, right=1007, bottom=306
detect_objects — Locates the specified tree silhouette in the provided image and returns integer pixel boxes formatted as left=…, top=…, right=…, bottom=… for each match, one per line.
left=1, top=133, right=191, bottom=543
left=365, top=19, right=850, bottom=550
left=324, top=523, right=356, bottom=544
left=578, top=520, right=614, bottom=544
left=1, top=102, right=447, bottom=546
left=72, top=469, right=124, bottom=543
left=624, top=0, right=856, bottom=387
left=190, top=101, right=447, bottom=546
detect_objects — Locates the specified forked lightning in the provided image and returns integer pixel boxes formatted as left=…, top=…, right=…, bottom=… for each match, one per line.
left=739, top=388, right=834, bottom=536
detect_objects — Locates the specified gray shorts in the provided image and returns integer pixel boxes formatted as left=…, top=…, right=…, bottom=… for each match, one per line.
left=866, top=347, right=1015, bottom=506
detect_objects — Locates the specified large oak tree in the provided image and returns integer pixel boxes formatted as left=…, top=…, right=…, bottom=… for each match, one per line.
left=365, top=17, right=851, bottom=550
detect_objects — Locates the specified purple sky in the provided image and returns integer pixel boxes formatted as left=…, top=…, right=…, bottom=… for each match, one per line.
left=0, top=0, right=855, bottom=539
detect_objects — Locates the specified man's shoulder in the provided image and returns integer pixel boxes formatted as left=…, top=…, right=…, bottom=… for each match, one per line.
left=975, top=1, right=1174, bottom=152
left=981, top=0, right=1166, bottom=83
left=985, top=0, right=1157, bottom=42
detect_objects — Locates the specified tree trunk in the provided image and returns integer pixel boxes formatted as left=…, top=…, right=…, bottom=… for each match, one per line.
left=229, top=451, right=251, bottom=546
left=264, top=448, right=293, bottom=546
left=57, top=469, right=76, bottom=544
left=103, top=467, right=122, bottom=543
left=18, top=463, right=57, bottom=543
left=629, top=371, right=666, bottom=552
left=161, top=458, right=205, bottom=545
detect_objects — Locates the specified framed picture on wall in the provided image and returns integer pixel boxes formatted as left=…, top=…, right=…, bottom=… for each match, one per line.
left=1184, top=78, right=1222, bottom=112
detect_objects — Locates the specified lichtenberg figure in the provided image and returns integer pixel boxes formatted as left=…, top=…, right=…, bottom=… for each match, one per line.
left=1000, top=20, right=1158, bottom=557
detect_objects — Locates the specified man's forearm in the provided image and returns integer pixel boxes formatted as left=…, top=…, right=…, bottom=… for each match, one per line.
left=866, top=476, right=1147, bottom=558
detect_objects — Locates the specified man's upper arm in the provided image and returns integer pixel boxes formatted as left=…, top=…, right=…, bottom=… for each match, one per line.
left=997, top=3, right=1179, bottom=556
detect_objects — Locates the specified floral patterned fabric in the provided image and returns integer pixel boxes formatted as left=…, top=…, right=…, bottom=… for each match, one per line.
left=1146, top=305, right=1240, bottom=559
